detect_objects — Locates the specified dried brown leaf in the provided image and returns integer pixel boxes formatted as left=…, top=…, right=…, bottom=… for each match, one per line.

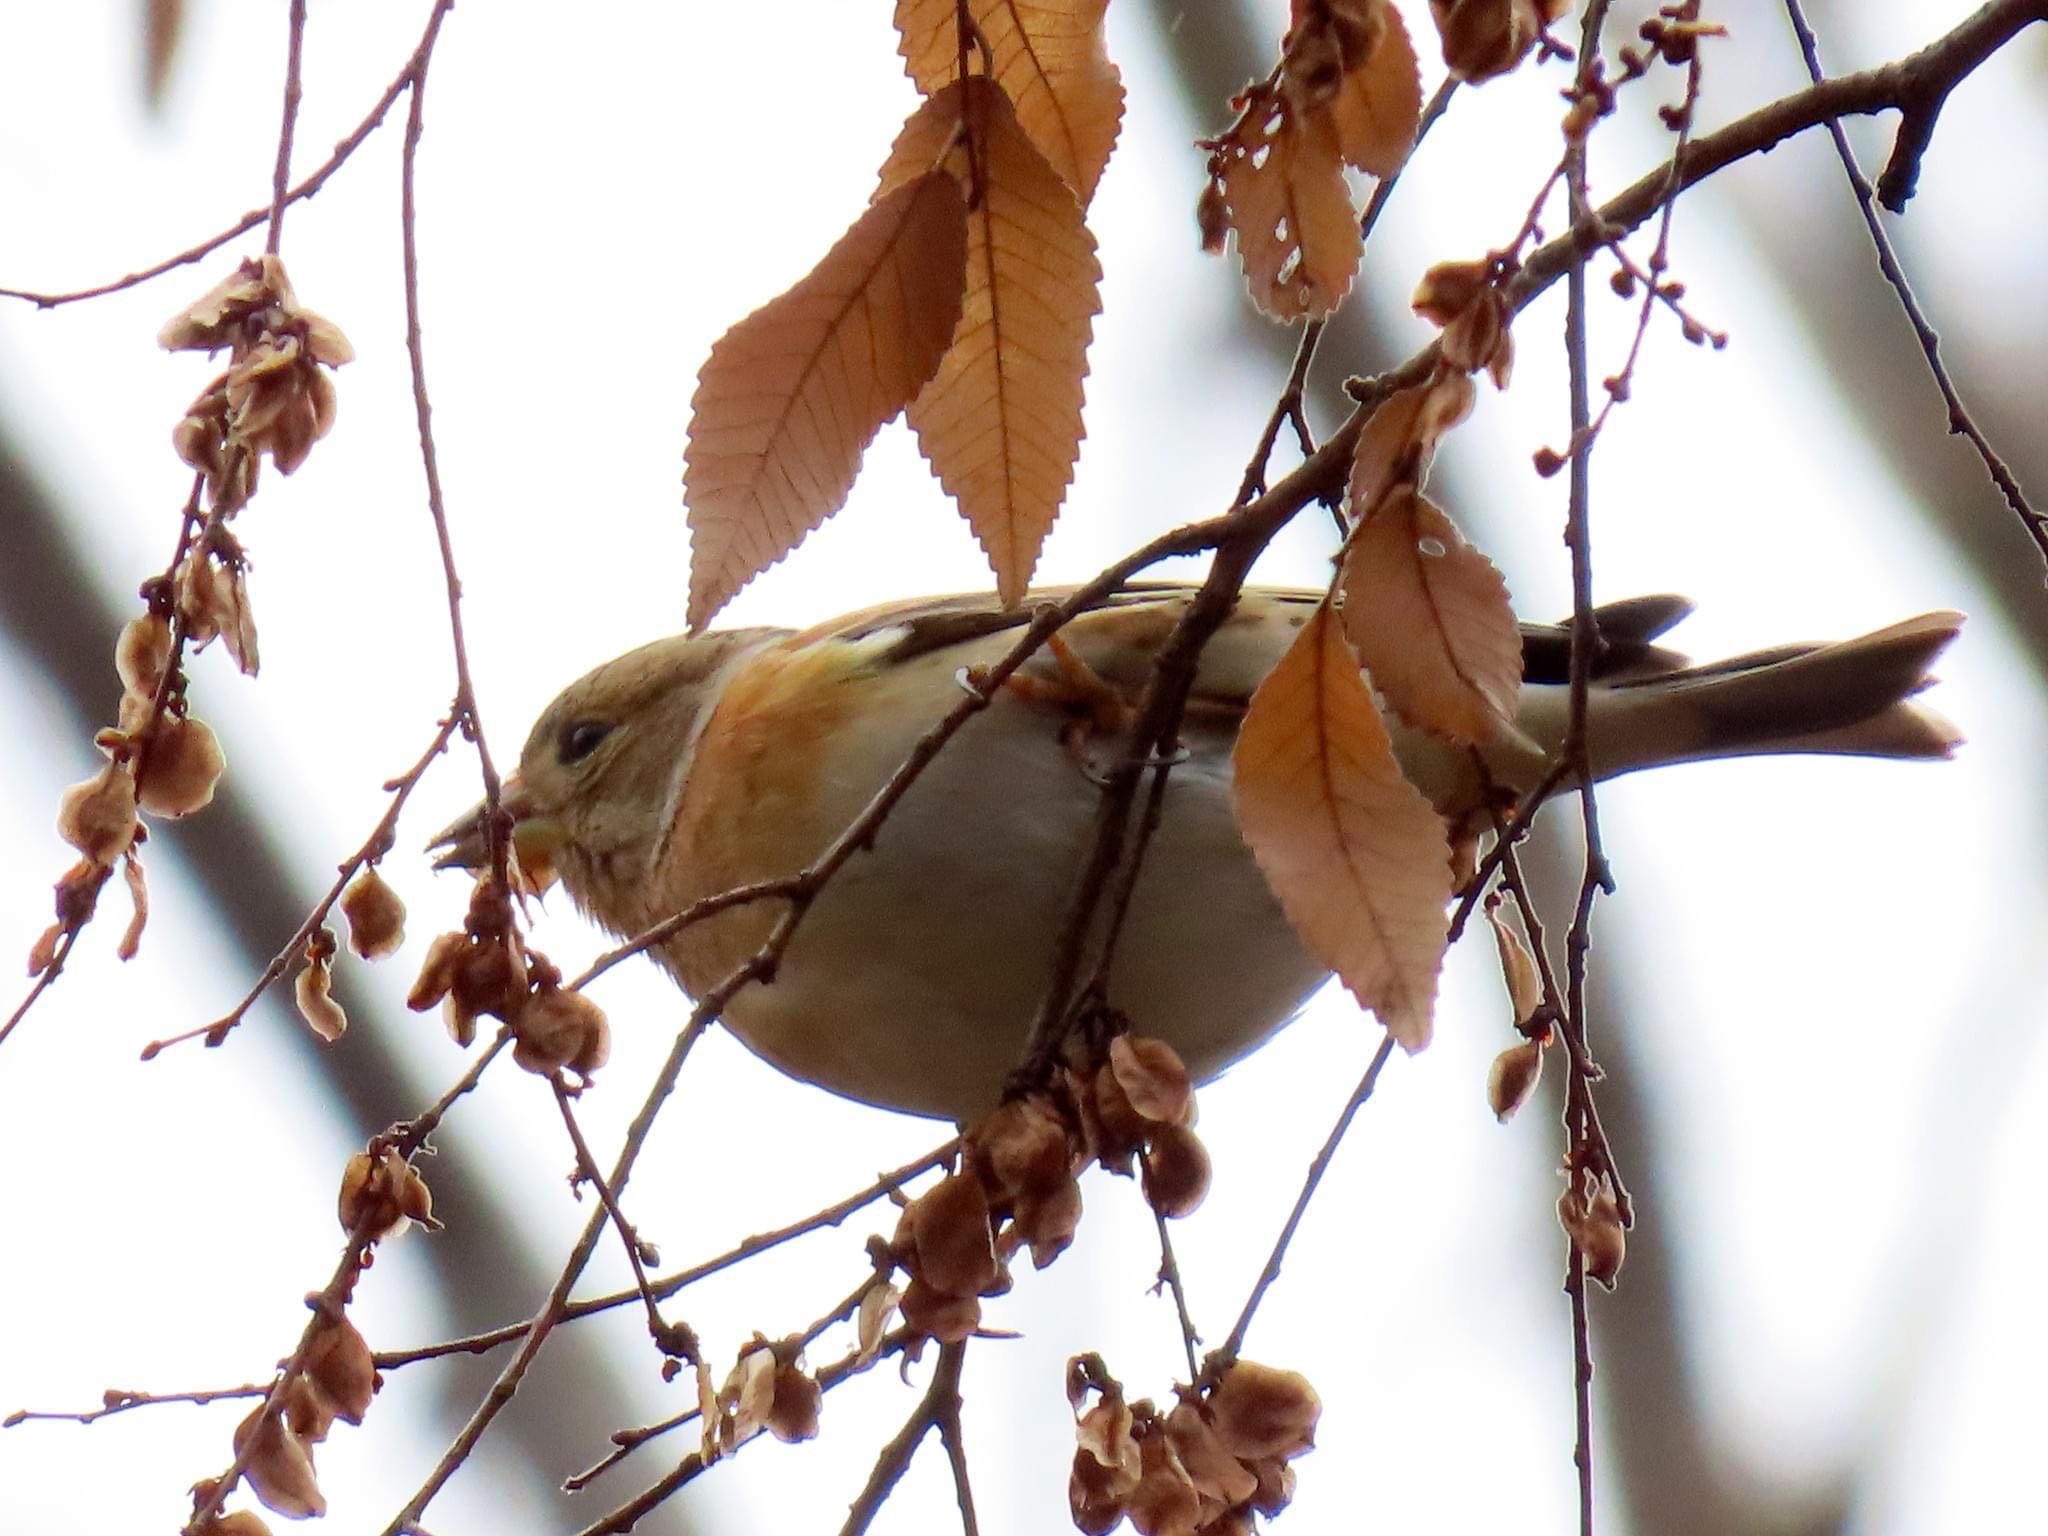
left=682, top=173, right=970, bottom=629
left=1318, top=1, right=1424, bottom=177
left=894, top=0, right=1124, bottom=204
left=1340, top=489, right=1521, bottom=744
left=1347, top=371, right=1475, bottom=514
left=880, top=80, right=1101, bottom=605
left=1207, top=88, right=1360, bottom=321
left=1231, top=603, right=1451, bottom=1049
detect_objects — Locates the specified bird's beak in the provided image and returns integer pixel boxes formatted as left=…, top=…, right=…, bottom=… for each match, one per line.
left=428, top=776, right=563, bottom=889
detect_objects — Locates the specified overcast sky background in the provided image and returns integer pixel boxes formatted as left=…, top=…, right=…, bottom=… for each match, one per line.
left=1, top=3, right=2044, bottom=1533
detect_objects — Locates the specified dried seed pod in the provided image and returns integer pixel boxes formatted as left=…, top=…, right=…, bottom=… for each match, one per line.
left=766, top=1361, right=821, bottom=1443
left=904, top=1173, right=1000, bottom=1299
left=1126, top=1427, right=1201, bottom=1536
left=116, top=850, right=150, bottom=962
left=303, top=1313, right=377, bottom=1425
left=203, top=1512, right=275, bottom=1536
left=336, top=1148, right=435, bottom=1241
left=1109, top=1035, right=1194, bottom=1126
left=1557, top=1175, right=1626, bottom=1288
left=293, top=951, right=347, bottom=1043
left=278, top=1374, right=334, bottom=1445
left=340, top=869, right=406, bottom=961
left=1207, top=1360, right=1321, bottom=1461
left=855, top=1278, right=900, bottom=1362
left=1012, top=1176, right=1084, bottom=1270
left=115, top=612, right=175, bottom=698
left=1141, top=1123, right=1211, bottom=1220
left=136, top=714, right=225, bottom=817
left=1486, top=1037, right=1544, bottom=1122
left=510, top=984, right=610, bottom=1081
left=898, top=1278, right=980, bottom=1343
left=56, top=763, right=139, bottom=864
left=1164, top=1399, right=1257, bottom=1506
left=975, top=1094, right=1075, bottom=1203
left=231, top=1405, right=325, bottom=1520
left=405, top=931, right=468, bottom=1012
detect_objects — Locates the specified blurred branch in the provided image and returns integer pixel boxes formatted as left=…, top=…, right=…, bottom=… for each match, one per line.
left=1783, top=0, right=2043, bottom=567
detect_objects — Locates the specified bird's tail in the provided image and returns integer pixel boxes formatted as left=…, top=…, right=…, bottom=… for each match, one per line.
left=1573, top=610, right=1965, bottom=779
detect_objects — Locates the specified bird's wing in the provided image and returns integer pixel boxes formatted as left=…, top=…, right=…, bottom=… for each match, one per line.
left=795, top=583, right=1701, bottom=691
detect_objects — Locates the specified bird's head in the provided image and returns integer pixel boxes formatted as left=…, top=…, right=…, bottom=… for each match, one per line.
left=430, top=629, right=777, bottom=934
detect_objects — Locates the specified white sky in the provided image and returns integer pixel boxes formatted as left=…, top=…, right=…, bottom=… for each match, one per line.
left=0, top=3, right=2043, bottom=1534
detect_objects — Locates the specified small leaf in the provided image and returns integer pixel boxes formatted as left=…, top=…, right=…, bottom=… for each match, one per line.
left=1340, top=489, right=1521, bottom=744
left=894, top=0, right=1124, bottom=204
left=683, top=174, right=970, bottom=629
left=881, top=79, right=1101, bottom=605
left=1205, top=86, right=1360, bottom=321
left=1232, top=603, right=1452, bottom=1049
left=1347, top=371, right=1475, bottom=515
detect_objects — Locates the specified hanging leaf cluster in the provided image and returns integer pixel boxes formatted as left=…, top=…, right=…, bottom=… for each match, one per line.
left=683, top=0, right=1119, bottom=627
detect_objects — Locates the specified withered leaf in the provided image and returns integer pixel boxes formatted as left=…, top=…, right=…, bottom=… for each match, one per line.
left=894, top=0, right=1124, bottom=204
left=1208, top=88, right=1360, bottom=321
left=881, top=79, right=1101, bottom=606
left=682, top=173, right=970, bottom=629
left=1347, top=370, right=1475, bottom=515
left=1340, top=489, right=1521, bottom=745
left=1305, top=0, right=1424, bottom=178
left=1231, top=603, right=1452, bottom=1050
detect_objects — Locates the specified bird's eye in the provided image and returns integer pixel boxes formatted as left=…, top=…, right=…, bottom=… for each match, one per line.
left=558, top=719, right=612, bottom=765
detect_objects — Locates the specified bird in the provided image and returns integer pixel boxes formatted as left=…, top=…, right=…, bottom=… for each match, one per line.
left=431, top=586, right=1961, bottom=1123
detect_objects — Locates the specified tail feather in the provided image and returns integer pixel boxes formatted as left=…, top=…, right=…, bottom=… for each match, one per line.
left=1581, top=610, right=1965, bottom=779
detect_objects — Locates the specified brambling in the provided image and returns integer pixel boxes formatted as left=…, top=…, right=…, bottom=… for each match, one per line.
left=434, top=586, right=1960, bottom=1122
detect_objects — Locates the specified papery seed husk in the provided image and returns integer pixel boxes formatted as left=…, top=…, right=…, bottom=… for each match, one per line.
left=136, top=714, right=225, bottom=817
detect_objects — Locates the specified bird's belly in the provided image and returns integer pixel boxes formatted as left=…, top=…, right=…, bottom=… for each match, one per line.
left=673, top=696, right=1330, bottom=1122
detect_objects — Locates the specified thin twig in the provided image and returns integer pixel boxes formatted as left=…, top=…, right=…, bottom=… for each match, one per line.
left=1217, top=1035, right=1396, bottom=1368
left=141, top=715, right=460, bottom=1057
left=553, top=1078, right=669, bottom=1344
left=1153, top=1206, right=1201, bottom=1382
left=5, top=1383, right=268, bottom=1430
left=397, top=2, right=508, bottom=892
left=566, top=1332, right=915, bottom=1536
left=0, top=0, right=452, bottom=308
left=264, top=1, right=308, bottom=257
left=837, top=1341, right=969, bottom=1536
left=182, top=1031, right=508, bottom=1534
left=1558, top=8, right=1619, bottom=1532
left=373, top=1140, right=953, bottom=1370
left=1780, top=0, right=2045, bottom=567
